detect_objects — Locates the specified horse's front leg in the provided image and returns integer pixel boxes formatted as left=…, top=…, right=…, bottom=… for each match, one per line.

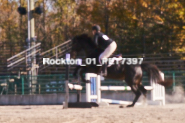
left=73, top=65, right=81, bottom=79
left=78, top=67, right=91, bottom=83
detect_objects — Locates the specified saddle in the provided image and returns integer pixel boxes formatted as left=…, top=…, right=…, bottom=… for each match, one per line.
left=107, top=54, right=123, bottom=67
left=110, top=54, right=122, bottom=58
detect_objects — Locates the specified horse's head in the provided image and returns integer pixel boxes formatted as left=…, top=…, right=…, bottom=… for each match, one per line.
left=70, top=34, right=96, bottom=58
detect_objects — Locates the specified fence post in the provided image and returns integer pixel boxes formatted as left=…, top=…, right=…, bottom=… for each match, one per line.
left=172, top=72, right=176, bottom=91
left=15, top=84, right=17, bottom=95
left=77, top=59, right=82, bottom=102
left=63, top=53, right=70, bottom=109
left=97, top=75, right=101, bottom=103
left=56, top=47, right=58, bottom=59
left=21, top=76, right=24, bottom=95
left=39, top=84, right=41, bottom=94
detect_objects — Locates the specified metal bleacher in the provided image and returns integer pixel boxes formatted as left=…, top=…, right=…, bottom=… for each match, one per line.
left=6, top=43, right=41, bottom=75
left=38, top=40, right=72, bottom=74
left=122, top=53, right=185, bottom=71
left=0, top=40, right=184, bottom=95
left=1, top=39, right=185, bottom=76
left=5, top=40, right=73, bottom=75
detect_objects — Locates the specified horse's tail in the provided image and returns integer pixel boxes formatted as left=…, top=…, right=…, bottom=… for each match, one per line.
left=141, top=63, right=173, bottom=86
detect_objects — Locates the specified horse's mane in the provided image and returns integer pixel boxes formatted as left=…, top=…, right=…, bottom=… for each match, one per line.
left=74, top=33, right=97, bottom=48
left=72, top=33, right=104, bottom=58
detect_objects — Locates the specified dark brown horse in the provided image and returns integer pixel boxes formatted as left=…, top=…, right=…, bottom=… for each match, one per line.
left=70, top=34, right=172, bottom=107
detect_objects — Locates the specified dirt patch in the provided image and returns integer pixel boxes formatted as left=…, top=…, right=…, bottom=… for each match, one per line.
left=0, top=104, right=184, bottom=123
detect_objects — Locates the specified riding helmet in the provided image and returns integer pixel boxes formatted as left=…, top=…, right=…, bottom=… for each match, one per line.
left=92, top=25, right=101, bottom=31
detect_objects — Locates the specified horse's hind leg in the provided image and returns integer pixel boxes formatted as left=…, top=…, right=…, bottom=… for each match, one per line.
left=127, top=85, right=141, bottom=107
left=139, top=85, right=147, bottom=97
left=139, top=85, right=147, bottom=104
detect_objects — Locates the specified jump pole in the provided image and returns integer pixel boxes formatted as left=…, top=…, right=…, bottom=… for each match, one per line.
left=85, top=71, right=165, bottom=106
left=63, top=53, right=70, bottom=109
left=63, top=54, right=99, bottom=108
left=85, top=73, right=141, bottom=105
left=76, top=59, right=82, bottom=102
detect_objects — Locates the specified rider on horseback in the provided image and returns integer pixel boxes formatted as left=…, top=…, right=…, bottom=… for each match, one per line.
left=92, top=24, right=117, bottom=76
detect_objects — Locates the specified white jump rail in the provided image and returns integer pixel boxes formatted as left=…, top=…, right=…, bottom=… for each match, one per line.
left=151, top=71, right=165, bottom=105
left=85, top=72, right=165, bottom=106
left=63, top=54, right=83, bottom=109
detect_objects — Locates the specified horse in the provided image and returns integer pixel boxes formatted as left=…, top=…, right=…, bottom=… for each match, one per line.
left=70, top=33, right=173, bottom=107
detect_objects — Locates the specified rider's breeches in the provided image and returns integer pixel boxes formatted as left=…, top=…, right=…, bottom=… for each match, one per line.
left=99, top=41, right=117, bottom=64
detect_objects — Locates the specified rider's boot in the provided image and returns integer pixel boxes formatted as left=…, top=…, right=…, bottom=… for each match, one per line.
left=97, top=66, right=102, bottom=75
left=101, top=64, right=107, bottom=76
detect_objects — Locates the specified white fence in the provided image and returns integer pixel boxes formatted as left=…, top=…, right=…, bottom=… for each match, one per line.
left=85, top=72, right=165, bottom=105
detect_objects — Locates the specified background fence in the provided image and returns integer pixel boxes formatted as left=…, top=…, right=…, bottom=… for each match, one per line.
left=0, top=71, right=184, bottom=95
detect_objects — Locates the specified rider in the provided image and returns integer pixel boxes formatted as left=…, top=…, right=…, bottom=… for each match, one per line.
left=92, top=24, right=117, bottom=76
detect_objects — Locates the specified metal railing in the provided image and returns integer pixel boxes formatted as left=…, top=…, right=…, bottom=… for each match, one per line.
left=38, top=40, right=72, bottom=71
left=121, top=53, right=185, bottom=71
left=7, top=43, right=41, bottom=70
left=4, top=37, right=185, bottom=75
left=0, top=71, right=184, bottom=95
left=5, top=40, right=72, bottom=75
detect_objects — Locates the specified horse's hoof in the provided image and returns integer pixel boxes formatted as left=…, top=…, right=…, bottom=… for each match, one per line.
left=119, top=105, right=124, bottom=108
left=126, top=104, right=134, bottom=108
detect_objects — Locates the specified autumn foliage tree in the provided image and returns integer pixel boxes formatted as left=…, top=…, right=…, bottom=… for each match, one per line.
left=77, top=0, right=185, bottom=55
left=0, top=0, right=184, bottom=61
